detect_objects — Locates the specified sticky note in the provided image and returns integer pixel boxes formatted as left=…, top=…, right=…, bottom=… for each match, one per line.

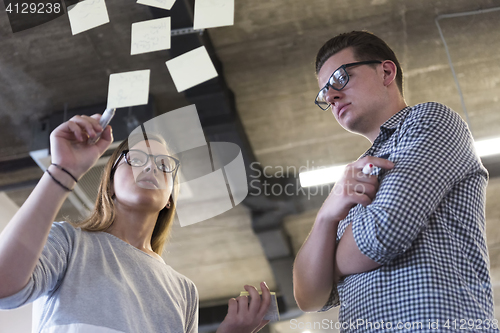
left=131, top=17, right=171, bottom=55
left=165, top=46, right=218, bottom=92
left=239, top=291, right=280, bottom=322
left=107, top=70, right=150, bottom=109
left=137, top=0, right=176, bottom=11
left=193, top=0, right=234, bottom=30
left=67, top=0, right=110, bottom=35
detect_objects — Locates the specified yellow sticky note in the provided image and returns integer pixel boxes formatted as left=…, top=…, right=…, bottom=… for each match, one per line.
left=131, top=17, right=171, bottom=55
left=165, top=46, right=218, bottom=92
left=137, top=0, right=176, bottom=11
left=107, top=70, right=150, bottom=109
left=67, top=0, right=110, bottom=35
left=193, top=0, right=234, bottom=30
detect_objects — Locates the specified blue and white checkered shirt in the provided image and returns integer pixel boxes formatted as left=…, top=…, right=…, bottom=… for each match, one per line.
left=321, top=102, right=498, bottom=332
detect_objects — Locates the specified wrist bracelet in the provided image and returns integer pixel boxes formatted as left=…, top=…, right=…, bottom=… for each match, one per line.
left=51, top=163, right=78, bottom=182
left=46, top=169, right=73, bottom=192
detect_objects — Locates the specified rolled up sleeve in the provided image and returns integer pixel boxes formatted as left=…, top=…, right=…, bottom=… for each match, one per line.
left=319, top=284, right=340, bottom=311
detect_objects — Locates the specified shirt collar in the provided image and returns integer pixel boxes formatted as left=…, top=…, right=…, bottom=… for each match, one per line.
left=370, top=106, right=412, bottom=147
left=379, top=105, right=412, bottom=131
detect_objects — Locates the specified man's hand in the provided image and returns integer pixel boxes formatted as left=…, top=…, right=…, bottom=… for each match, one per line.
left=216, top=282, right=271, bottom=333
left=317, top=156, right=394, bottom=223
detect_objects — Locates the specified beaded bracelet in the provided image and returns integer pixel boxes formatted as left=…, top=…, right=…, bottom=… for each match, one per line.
left=46, top=169, right=73, bottom=192
left=51, top=163, right=78, bottom=182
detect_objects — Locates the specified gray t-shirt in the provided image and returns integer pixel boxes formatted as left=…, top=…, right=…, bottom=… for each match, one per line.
left=0, top=222, right=199, bottom=333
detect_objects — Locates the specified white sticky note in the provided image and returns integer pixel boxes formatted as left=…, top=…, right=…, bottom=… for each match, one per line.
left=131, top=17, right=171, bottom=55
left=165, top=46, right=218, bottom=92
left=67, top=0, right=110, bottom=35
left=137, top=0, right=176, bottom=10
left=107, top=70, right=151, bottom=109
left=193, top=0, right=234, bottom=30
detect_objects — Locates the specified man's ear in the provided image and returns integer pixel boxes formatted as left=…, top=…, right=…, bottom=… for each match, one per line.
left=381, top=60, right=397, bottom=87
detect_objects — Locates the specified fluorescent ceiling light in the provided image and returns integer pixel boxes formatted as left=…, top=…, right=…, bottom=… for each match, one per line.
left=299, top=137, right=500, bottom=188
left=299, top=164, right=346, bottom=188
left=474, top=137, right=500, bottom=157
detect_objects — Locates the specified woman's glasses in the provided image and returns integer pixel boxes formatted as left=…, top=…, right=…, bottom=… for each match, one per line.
left=111, top=149, right=180, bottom=175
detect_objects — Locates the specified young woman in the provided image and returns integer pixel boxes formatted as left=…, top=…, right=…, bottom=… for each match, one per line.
left=0, top=114, right=270, bottom=333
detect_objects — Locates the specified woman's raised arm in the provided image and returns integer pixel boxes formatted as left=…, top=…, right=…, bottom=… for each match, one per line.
left=0, top=114, right=112, bottom=298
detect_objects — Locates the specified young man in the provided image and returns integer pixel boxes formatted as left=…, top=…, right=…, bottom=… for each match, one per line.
left=293, top=31, right=497, bottom=331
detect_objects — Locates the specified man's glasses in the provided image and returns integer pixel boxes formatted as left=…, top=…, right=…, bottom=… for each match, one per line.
left=314, top=60, right=382, bottom=110
left=112, top=149, right=180, bottom=174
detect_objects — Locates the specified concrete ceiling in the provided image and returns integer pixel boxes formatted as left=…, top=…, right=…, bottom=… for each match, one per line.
left=1, top=0, right=499, bottom=331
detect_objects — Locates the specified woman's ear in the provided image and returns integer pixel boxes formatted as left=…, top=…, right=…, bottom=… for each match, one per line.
left=166, top=197, right=172, bottom=209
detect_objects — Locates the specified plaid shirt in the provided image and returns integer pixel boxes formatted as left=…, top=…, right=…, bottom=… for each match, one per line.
left=321, top=102, right=497, bottom=332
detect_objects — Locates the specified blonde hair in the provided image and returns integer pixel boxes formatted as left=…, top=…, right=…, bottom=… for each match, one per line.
left=69, top=134, right=179, bottom=256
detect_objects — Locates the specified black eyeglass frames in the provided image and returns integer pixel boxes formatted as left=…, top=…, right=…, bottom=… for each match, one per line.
left=111, top=149, right=180, bottom=174
left=314, top=60, right=383, bottom=110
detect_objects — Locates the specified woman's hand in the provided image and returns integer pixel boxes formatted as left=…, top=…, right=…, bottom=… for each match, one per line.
left=216, top=282, right=272, bottom=333
left=49, top=114, right=113, bottom=179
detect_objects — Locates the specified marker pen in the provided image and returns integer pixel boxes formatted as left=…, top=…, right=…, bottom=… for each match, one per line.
left=362, top=163, right=374, bottom=175
left=88, top=108, right=116, bottom=144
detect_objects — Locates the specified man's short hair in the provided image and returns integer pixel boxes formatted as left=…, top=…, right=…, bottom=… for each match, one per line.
left=315, top=31, right=404, bottom=96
